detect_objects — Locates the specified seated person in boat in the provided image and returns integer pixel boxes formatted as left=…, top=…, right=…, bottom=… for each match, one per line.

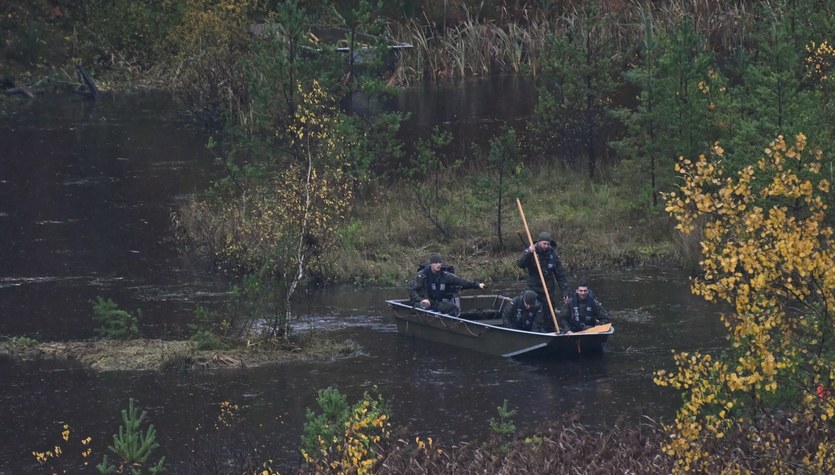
left=561, top=280, right=610, bottom=332
left=409, top=253, right=485, bottom=315
left=501, top=290, right=544, bottom=331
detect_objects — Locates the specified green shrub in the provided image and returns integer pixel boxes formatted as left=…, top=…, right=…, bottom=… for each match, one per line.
left=489, top=399, right=517, bottom=437
left=91, top=297, right=141, bottom=340
left=190, top=329, right=231, bottom=351
left=301, top=387, right=392, bottom=473
left=4, top=336, right=38, bottom=348
left=97, top=398, right=165, bottom=475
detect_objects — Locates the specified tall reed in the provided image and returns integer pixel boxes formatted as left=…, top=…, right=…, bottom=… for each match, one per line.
left=386, top=1, right=762, bottom=84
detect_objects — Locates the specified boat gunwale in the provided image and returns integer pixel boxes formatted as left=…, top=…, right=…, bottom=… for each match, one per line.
left=385, top=296, right=615, bottom=337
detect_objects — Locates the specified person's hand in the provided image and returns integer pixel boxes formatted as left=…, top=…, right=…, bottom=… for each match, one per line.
left=478, top=283, right=485, bottom=289
left=421, top=298, right=430, bottom=307
left=563, top=295, right=569, bottom=304
left=527, top=244, right=535, bottom=253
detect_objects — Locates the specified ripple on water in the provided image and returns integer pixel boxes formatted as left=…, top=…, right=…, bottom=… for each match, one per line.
left=0, top=275, right=86, bottom=289
left=34, top=219, right=79, bottom=225
left=610, top=308, right=655, bottom=324
left=63, top=176, right=120, bottom=186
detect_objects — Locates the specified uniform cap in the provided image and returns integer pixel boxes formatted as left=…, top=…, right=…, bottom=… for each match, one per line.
left=522, top=290, right=538, bottom=305
left=536, top=231, right=554, bottom=243
left=429, top=253, right=444, bottom=264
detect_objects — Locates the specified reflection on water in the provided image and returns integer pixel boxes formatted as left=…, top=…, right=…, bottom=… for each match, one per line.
left=0, top=89, right=727, bottom=473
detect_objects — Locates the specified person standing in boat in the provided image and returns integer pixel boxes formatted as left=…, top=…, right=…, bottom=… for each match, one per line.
left=409, top=253, right=485, bottom=315
left=562, top=280, right=609, bottom=333
left=502, top=290, right=544, bottom=331
left=517, top=231, right=569, bottom=331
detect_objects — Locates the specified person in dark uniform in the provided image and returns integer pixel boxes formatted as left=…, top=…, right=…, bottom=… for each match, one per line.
left=502, top=290, right=544, bottom=331
left=517, top=231, right=569, bottom=331
left=562, top=280, right=609, bottom=333
left=409, top=253, right=485, bottom=315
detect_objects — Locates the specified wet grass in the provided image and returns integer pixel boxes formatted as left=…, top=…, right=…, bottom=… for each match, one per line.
left=328, top=162, right=680, bottom=287
left=2, top=336, right=363, bottom=371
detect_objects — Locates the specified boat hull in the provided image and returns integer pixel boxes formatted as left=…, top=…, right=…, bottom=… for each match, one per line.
left=386, top=295, right=613, bottom=358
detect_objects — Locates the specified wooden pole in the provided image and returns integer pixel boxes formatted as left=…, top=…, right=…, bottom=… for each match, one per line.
left=516, top=198, right=560, bottom=333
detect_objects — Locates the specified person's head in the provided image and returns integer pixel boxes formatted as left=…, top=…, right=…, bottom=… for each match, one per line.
left=522, top=290, right=537, bottom=309
left=576, top=279, right=590, bottom=300
left=535, top=231, right=555, bottom=250
left=429, top=253, right=444, bottom=273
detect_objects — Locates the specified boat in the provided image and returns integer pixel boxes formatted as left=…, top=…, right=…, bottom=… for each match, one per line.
left=386, top=294, right=614, bottom=358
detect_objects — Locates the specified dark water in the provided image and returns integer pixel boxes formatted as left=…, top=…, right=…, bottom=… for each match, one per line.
left=0, top=82, right=725, bottom=473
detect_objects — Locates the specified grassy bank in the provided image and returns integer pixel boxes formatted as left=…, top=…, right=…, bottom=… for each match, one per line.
left=329, top=162, right=681, bottom=287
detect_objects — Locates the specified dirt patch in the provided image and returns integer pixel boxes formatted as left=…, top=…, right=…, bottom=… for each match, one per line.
left=3, top=337, right=363, bottom=371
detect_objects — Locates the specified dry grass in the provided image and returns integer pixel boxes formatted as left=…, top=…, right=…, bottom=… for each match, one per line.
left=377, top=417, right=672, bottom=474
left=376, top=411, right=833, bottom=474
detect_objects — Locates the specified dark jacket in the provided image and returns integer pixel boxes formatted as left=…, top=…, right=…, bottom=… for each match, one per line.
left=517, top=245, right=568, bottom=296
left=409, top=269, right=481, bottom=304
left=562, top=291, right=609, bottom=332
left=501, top=295, right=544, bottom=331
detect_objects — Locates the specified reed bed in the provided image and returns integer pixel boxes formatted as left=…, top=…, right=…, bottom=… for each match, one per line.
left=386, top=0, right=766, bottom=85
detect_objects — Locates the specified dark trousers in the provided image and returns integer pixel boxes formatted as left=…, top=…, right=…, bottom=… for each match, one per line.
left=532, top=288, right=562, bottom=332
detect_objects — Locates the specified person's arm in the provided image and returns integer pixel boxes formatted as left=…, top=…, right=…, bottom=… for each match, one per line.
left=517, top=248, right=534, bottom=268
left=563, top=298, right=583, bottom=332
left=447, top=273, right=485, bottom=291
left=501, top=300, right=516, bottom=327
left=560, top=304, right=573, bottom=332
left=553, top=251, right=569, bottom=300
left=408, top=272, right=427, bottom=303
left=533, top=305, right=545, bottom=332
left=594, top=299, right=610, bottom=323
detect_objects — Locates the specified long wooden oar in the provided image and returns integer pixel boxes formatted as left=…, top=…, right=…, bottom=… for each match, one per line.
left=516, top=198, right=560, bottom=333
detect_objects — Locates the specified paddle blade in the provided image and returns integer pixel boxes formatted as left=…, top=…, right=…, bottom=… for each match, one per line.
left=576, top=323, right=612, bottom=334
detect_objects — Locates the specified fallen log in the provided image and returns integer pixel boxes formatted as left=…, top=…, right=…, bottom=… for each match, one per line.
left=5, top=86, right=35, bottom=98
left=76, top=64, right=101, bottom=99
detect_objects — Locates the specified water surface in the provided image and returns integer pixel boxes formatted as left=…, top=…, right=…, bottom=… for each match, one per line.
left=0, top=85, right=724, bottom=473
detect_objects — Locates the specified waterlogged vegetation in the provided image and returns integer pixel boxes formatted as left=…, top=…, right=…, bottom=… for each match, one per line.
left=3, top=0, right=834, bottom=473
left=1, top=298, right=363, bottom=370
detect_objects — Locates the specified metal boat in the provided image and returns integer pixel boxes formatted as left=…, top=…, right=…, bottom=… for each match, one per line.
left=386, top=294, right=613, bottom=358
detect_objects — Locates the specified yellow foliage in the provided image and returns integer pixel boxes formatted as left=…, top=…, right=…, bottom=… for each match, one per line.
left=300, top=394, right=392, bottom=474
left=806, top=40, right=835, bottom=82
left=659, top=133, right=834, bottom=473
left=32, top=423, right=94, bottom=469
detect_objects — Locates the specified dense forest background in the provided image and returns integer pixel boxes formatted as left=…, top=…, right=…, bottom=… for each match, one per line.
left=2, top=1, right=832, bottom=284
